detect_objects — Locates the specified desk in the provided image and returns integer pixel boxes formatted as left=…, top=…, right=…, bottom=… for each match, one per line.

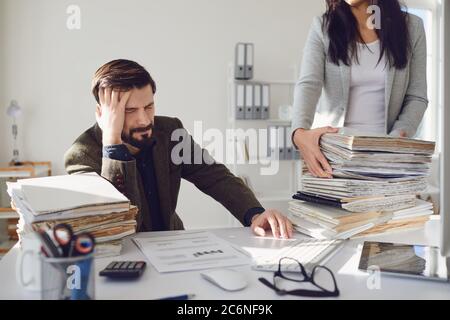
left=0, top=218, right=449, bottom=300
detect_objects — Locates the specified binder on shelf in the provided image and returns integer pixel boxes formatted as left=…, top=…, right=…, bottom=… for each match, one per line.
left=278, top=126, right=286, bottom=160
left=261, top=84, right=270, bottom=119
left=244, top=43, right=254, bottom=80
left=268, top=125, right=278, bottom=160
left=293, top=129, right=301, bottom=160
left=245, top=84, right=254, bottom=120
left=235, top=83, right=245, bottom=119
left=293, top=148, right=301, bottom=160
left=285, top=126, right=293, bottom=160
left=253, top=84, right=262, bottom=119
left=234, top=43, right=246, bottom=80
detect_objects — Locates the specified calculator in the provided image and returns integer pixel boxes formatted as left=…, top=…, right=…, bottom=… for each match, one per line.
left=99, top=261, right=147, bottom=279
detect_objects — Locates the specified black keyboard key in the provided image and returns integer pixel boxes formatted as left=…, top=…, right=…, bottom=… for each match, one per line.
left=105, top=262, right=116, bottom=270
left=99, top=261, right=147, bottom=279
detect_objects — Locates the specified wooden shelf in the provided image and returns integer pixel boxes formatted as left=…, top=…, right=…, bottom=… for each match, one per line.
left=0, top=161, right=51, bottom=245
left=0, top=240, right=18, bottom=258
left=0, top=208, right=19, bottom=219
left=0, top=161, right=51, bottom=178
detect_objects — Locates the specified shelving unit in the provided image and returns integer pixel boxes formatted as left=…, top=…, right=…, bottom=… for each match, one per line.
left=0, top=161, right=51, bottom=259
left=226, top=63, right=300, bottom=226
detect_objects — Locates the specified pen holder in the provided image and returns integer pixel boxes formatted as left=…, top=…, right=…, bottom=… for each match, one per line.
left=40, top=253, right=95, bottom=300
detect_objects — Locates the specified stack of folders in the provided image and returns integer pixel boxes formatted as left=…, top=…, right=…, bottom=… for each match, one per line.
left=319, top=131, right=435, bottom=180
left=235, top=43, right=254, bottom=80
left=235, top=82, right=270, bottom=120
left=290, top=131, right=436, bottom=239
left=288, top=199, right=434, bottom=240
left=7, top=172, right=138, bottom=258
left=234, top=42, right=271, bottom=119
left=267, top=124, right=300, bottom=160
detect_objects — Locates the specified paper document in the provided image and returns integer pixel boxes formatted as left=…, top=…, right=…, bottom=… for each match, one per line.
left=132, top=231, right=250, bottom=273
left=7, top=172, right=129, bottom=216
left=321, top=132, right=435, bottom=155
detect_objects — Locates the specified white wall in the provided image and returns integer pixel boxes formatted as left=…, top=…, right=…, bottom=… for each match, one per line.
left=0, top=0, right=325, bottom=229
left=0, top=2, right=7, bottom=162
left=446, top=0, right=450, bottom=94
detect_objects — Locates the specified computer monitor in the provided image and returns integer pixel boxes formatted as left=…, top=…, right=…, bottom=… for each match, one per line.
left=440, top=0, right=450, bottom=257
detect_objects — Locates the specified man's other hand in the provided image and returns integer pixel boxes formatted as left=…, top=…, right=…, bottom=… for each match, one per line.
left=250, top=209, right=294, bottom=239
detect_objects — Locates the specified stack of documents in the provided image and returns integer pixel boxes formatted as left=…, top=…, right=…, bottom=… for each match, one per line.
left=320, top=133, right=435, bottom=180
left=292, top=132, right=436, bottom=239
left=288, top=199, right=433, bottom=239
left=321, top=132, right=436, bottom=153
left=7, top=172, right=138, bottom=258
left=293, top=191, right=417, bottom=213
left=298, top=176, right=427, bottom=211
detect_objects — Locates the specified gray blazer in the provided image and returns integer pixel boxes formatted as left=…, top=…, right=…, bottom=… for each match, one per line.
left=291, top=14, right=428, bottom=138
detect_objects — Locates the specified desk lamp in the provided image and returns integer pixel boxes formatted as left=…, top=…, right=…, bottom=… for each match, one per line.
left=6, top=100, right=22, bottom=166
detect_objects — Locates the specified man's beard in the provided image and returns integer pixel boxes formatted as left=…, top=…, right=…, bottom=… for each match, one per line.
left=121, top=122, right=154, bottom=149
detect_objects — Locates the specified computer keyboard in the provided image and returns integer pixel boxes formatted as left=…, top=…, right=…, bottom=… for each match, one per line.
left=252, top=238, right=345, bottom=272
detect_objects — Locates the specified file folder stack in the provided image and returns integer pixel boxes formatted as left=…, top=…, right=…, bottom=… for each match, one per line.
left=235, top=43, right=254, bottom=80
left=234, top=43, right=271, bottom=120
left=288, top=199, right=433, bottom=240
left=7, top=172, right=138, bottom=258
left=267, top=124, right=300, bottom=160
left=320, top=133, right=435, bottom=180
left=235, top=82, right=270, bottom=120
left=290, top=132, right=436, bottom=239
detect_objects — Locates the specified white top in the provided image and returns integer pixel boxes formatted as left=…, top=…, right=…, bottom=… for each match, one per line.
left=344, top=40, right=387, bottom=135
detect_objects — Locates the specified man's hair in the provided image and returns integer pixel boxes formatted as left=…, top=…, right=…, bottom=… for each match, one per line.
left=92, top=59, right=156, bottom=104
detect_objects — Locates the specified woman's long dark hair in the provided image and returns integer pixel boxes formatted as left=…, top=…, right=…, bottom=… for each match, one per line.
left=323, top=0, right=410, bottom=69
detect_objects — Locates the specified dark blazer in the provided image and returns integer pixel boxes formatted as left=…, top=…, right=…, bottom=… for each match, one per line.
left=64, top=116, right=262, bottom=232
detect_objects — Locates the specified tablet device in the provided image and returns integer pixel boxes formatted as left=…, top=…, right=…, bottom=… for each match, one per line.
left=359, top=241, right=450, bottom=282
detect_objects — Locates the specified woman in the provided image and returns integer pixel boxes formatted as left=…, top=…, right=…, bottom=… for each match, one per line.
left=292, top=0, right=428, bottom=178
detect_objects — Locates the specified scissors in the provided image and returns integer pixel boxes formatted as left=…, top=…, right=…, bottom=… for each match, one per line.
left=53, top=223, right=96, bottom=257
left=52, top=224, right=96, bottom=300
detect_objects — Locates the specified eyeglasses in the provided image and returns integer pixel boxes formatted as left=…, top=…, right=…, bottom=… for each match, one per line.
left=259, top=257, right=340, bottom=298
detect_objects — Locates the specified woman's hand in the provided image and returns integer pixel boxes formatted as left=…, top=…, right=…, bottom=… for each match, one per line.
left=293, top=126, right=339, bottom=178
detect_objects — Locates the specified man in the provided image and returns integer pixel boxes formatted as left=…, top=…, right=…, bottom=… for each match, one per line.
left=64, top=59, right=293, bottom=238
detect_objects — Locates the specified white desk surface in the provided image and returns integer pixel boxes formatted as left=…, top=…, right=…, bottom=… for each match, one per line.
left=0, top=219, right=449, bottom=300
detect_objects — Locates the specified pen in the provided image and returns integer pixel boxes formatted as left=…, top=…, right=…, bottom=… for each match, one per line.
left=158, top=294, right=196, bottom=300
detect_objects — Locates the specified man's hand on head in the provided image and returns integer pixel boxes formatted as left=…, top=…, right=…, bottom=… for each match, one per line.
left=250, top=209, right=294, bottom=239
left=96, top=87, right=131, bottom=146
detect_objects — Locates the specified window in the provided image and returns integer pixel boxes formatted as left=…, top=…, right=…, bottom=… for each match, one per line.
left=407, top=1, right=443, bottom=150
